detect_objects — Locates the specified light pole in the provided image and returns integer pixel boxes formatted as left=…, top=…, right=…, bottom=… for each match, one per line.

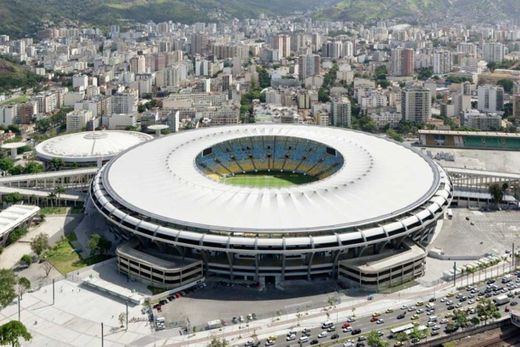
left=101, top=322, right=104, bottom=347
left=126, top=301, right=129, bottom=331
left=17, top=295, right=21, bottom=321
left=52, top=279, right=55, bottom=305
left=453, top=262, right=457, bottom=287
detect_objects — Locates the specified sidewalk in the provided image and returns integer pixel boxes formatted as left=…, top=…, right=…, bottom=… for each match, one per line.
left=0, top=214, right=79, bottom=269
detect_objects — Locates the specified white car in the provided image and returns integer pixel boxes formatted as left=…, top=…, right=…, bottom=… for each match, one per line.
left=318, top=331, right=328, bottom=338
left=343, top=341, right=354, bottom=347
left=286, top=334, right=296, bottom=341
left=400, top=304, right=408, bottom=310
left=440, top=318, right=449, bottom=324
left=343, top=327, right=352, bottom=333
left=376, top=319, right=384, bottom=324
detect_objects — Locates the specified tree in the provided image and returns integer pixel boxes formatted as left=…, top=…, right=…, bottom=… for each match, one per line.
left=417, top=67, right=433, bottom=81
left=88, top=233, right=112, bottom=256
left=15, top=277, right=30, bottom=299
left=497, top=79, right=514, bottom=93
left=386, top=128, right=403, bottom=142
left=49, top=158, right=64, bottom=171
left=395, top=332, right=409, bottom=343
left=2, top=193, right=23, bottom=205
left=0, top=320, right=32, bottom=347
left=30, top=233, right=49, bottom=257
left=452, top=309, right=468, bottom=328
left=20, top=255, right=32, bottom=266
left=488, top=182, right=505, bottom=206
left=367, top=330, right=388, bottom=347
left=0, top=269, right=16, bottom=308
left=207, top=338, right=229, bottom=347
left=487, top=62, right=497, bottom=72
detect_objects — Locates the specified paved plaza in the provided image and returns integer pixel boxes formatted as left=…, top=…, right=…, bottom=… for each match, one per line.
left=432, top=208, right=520, bottom=257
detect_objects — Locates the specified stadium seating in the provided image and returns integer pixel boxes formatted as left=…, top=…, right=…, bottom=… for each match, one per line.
left=196, top=136, right=344, bottom=180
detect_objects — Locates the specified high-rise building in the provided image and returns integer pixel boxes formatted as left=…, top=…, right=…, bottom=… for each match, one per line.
left=331, top=97, right=352, bottom=128
left=433, top=50, right=452, bottom=74
left=191, top=33, right=208, bottom=55
left=129, top=55, right=146, bottom=74
left=111, top=92, right=138, bottom=115
left=298, top=54, right=320, bottom=80
left=512, top=94, right=520, bottom=124
left=401, top=87, right=431, bottom=123
left=390, top=48, right=414, bottom=76
left=457, top=43, right=477, bottom=57
left=477, top=85, right=504, bottom=113
left=482, top=42, right=505, bottom=63
left=66, top=110, right=93, bottom=132
left=322, top=41, right=343, bottom=59
left=272, top=34, right=291, bottom=58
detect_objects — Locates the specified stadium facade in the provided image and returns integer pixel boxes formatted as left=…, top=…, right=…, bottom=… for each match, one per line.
left=90, top=125, right=453, bottom=289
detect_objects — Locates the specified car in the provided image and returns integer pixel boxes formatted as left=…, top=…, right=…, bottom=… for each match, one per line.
left=358, top=336, right=367, bottom=342
left=310, top=339, right=319, bottom=345
left=429, top=297, right=437, bottom=302
left=432, top=326, right=441, bottom=331
left=505, top=306, right=510, bottom=312
left=440, top=298, right=446, bottom=303
left=370, top=317, right=379, bottom=322
left=440, top=318, right=449, bottom=324
left=447, top=305, right=455, bottom=310
left=318, top=331, right=328, bottom=338
left=327, top=326, right=336, bottom=332
left=426, top=321, right=436, bottom=327
left=159, top=299, right=168, bottom=305
left=343, top=342, right=354, bottom=347
left=367, top=295, right=374, bottom=301
left=239, top=316, right=245, bottom=322
left=416, top=301, right=424, bottom=306
left=352, top=328, right=362, bottom=335
left=356, top=343, right=365, bottom=347
left=298, top=336, right=309, bottom=343
left=411, top=314, right=419, bottom=320
left=331, top=334, right=339, bottom=340
left=286, top=334, right=296, bottom=341
left=346, top=317, right=356, bottom=323
left=343, top=327, right=353, bottom=333
left=400, top=304, right=408, bottom=310
left=431, top=330, right=440, bottom=336
left=376, top=319, right=384, bottom=324
left=386, top=308, right=394, bottom=313
left=342, top=322, right=352, bottom=329
left=511, top=301, right=518, bottom=306
left=372, top=312, right=381, bottom=317
left=244, top=341, right=255, bottom=347
left=264, top=340, right=274, bottom=346
left=397, top=313, right=406, bottom=319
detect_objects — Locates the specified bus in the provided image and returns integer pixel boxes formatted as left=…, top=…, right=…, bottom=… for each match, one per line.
left=390, top=323, right=414, bottom=337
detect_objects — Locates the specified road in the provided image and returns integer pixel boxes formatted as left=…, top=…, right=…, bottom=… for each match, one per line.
left=240, top=274, right=520, bottom=347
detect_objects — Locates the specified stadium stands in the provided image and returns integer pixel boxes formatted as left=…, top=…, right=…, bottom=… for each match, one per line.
left=196, top=136, right=344, bottom=181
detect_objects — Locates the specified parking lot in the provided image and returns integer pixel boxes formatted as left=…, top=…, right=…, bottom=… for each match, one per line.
left=432, top=208, right=520, bottom=257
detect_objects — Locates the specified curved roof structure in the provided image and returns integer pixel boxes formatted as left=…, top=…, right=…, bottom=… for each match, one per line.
left=35, top=130, right=153, bottom=163
left=101, top=124, right=441, bottom=233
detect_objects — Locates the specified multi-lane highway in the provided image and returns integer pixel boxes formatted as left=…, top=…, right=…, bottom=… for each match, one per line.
left=241, top=273, right=520, bottom=347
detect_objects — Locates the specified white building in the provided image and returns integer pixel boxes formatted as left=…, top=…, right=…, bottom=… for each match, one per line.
left=66, top=109, right=93, bottom=133
left=331, top=97, right=352, bottom=128
left=477, top=85, right=504, bottom=113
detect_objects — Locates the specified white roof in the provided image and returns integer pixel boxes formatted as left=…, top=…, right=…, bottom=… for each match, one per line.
left=0, top=205, right=40, bottom=238
left=35, top=130, right=153, bottom=163
left=103, top=125, right=440, bottom=233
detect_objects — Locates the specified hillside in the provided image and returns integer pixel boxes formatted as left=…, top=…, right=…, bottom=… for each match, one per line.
left=0, top=57, right=43, bottom=93
left=316, top=0, right=520, bottom=24
left=0, top=0, right=336, bottom=37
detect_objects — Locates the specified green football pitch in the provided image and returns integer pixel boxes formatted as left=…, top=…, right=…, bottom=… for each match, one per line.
left=220, top=171, right=317, bottom=188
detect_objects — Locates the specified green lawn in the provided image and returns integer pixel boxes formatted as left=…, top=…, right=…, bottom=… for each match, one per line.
left=45, top=237, right=110, bottom=274
left=220, top=171, right=317, bottom=188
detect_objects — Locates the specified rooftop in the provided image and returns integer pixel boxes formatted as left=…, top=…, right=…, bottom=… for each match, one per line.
left=35, top=130, right=153, bottom=163
left=102, top=124, right=441, bottom=233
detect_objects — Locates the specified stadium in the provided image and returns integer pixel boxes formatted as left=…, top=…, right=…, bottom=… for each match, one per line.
left=90, top=124, right=453, bottom=290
